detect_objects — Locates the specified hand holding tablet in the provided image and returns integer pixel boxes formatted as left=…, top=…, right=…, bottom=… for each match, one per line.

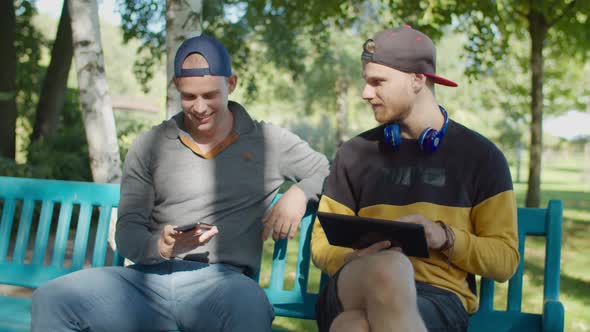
left=317, top=212, right=430, bottom=258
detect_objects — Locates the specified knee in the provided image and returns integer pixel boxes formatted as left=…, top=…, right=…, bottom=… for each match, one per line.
left=330, top=310, right=369, bottom=332
left=364, top=250, right=414, bottom=286
left=31, top=277, right=81, bottom=321
left=362, top=251, right=415, bottom=303
left=32, top=278, right=73, bottom=309
left=221, top=275, right=274, bottom=322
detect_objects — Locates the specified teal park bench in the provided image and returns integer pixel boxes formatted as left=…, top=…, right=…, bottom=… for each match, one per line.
left=0, top=176, right=565, bottom=332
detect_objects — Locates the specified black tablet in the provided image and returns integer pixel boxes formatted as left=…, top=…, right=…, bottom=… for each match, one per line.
left=317, top=212, right=430, bottom=258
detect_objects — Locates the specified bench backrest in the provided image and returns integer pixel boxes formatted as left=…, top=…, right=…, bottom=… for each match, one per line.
left=468, top=200, right=564, bottom=331
left=0, top=176, right=124, bottom=289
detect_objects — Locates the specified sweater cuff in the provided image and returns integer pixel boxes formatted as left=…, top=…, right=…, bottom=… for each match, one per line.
left=143, top=232, right=168, bottom=265
left=295, top=178, right=324, bottom=202
left=441, top=225, right=469, bottom=261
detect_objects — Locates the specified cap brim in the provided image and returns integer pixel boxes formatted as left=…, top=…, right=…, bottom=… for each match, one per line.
left=424, top=73, right=458, bottom=87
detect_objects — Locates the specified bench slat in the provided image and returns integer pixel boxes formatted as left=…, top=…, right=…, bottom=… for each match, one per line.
left=91, top=205, right=113, bottom=267
left=0, top=177, right=120, bottom=206
left=269, top=239, right=288, bottom=291
left=479, top=278, right=495, bottom=312
left=468, top=310, right=542, bottom=331
left=13, top=200, right=35, bottom=264
left=0, top=262, right=75, bottom=288
left=0, top=199, right=16, bottom=262
left=293, top=207, right=316, bottom=294
left=507, top=233, right=526, bottom=311
left=32, top=200, right=55, bottom=265
left=71, top=204, right=93, bottom=270
left=544, top=200, right=562, bottom=301
left=51, top=201, right=73, bottom=267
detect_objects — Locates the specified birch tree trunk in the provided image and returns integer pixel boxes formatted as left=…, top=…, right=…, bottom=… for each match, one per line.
left=68, top=0, right=122, bottom=253
left=69, top=0, right=121, bottom=183
left=166, top=0, right=202, bottom=119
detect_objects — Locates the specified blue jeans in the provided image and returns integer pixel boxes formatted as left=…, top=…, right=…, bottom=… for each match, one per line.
left=31, top=260, right=274, bottom=332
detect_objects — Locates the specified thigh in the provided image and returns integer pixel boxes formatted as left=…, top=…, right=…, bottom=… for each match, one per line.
left=416, top=282, right=469, bottom=332
left=174, top=262, right=274, bottom=332
left=316, top=251, right=413, bottom=332
left=32, top=263, right=178, bottom=332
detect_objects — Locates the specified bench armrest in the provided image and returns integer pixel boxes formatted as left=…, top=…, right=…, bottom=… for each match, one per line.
left=542, top=299, right=564, bottom=332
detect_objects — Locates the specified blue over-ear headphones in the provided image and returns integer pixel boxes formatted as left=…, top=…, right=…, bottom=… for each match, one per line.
left=384, top=105, right=449, bottom=152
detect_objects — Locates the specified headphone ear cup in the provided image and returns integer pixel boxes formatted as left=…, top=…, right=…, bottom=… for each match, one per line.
left=384, top=124, right=402, bottom=149
left=426, top=131, right=443, bottom=152
left=418, top=128, right=439, bottom=151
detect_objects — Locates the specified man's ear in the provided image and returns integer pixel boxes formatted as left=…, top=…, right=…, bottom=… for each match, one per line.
left=227, top=75, right=238, bottom=93
left=411, top=73, right=427, bottom=94
left=173, top=76, right=180, bottom=89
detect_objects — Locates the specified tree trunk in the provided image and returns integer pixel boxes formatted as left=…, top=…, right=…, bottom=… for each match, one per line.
left=0, top=0, right=17, bottom=160
left=166, top=0, right=202, bottom=119
left=31, top=0, right=74, bottom=143
left=525, top=9, right=547, bottom=208
left=68, top=0, right=122, bottom=184
left=69, top=0, right=122, bottom=254
left=335, top=76, right=349, bottom=146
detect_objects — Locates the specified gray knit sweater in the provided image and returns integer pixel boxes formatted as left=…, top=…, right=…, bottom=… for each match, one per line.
left=116, top=101, right=330, bottom=275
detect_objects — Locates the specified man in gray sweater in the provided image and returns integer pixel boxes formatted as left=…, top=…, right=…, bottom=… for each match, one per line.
left=31, top=34, right=329, bottom=332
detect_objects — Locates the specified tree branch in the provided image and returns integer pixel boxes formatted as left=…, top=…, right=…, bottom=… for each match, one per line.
left=548, top=0, right=577, bottom=27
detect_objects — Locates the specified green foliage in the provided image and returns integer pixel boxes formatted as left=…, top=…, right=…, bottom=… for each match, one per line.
left=302, top=28, right=363, bottom=115
left=21, top=89, right=90, bottom=180
left=115, top=111, right=157, bottom=161
left=117, top=0, right=165, bottom=93
left=15, top=0, right=46, bottom=119
left=116, top=0, right=357, bottom=96
left=5, top=88, right=156, bottom=181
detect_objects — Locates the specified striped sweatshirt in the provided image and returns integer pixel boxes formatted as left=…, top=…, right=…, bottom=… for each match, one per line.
left=311, top=119, right=519, bottom=313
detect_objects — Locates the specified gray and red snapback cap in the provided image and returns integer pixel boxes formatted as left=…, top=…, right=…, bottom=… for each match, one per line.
left=174, top=34, right=232, bottom=77
left=361, top=26, right=457, bottom=87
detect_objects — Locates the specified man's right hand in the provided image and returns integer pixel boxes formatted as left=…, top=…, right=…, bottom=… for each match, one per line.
left=343, top=240, right=397, bottom=263
left=158, top=224, right=219, bottom=259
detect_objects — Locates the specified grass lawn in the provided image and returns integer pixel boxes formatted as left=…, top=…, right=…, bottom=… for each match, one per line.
left=261, top=152, right=590, bottom=331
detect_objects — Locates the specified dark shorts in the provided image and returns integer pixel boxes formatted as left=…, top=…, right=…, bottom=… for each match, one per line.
left=316, top=266, right=469, bottom=332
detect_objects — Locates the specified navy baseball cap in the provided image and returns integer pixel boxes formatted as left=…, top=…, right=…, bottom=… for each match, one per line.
left=174, top=34, right=232, bottom=77
left=361, top=26, right=457, bottom=87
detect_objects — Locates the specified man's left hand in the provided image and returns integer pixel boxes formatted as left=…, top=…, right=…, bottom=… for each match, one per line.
left=397, top=214, right=447, bottom=250
left=262, top=185, right=307, bottom=241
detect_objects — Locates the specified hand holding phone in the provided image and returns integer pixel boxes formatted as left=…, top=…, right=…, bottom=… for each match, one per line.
left=159, top=223, right=218, bottom=258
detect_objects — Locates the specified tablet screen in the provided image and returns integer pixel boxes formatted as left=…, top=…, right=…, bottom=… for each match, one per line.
left=317, top=212, right=430, bottom=258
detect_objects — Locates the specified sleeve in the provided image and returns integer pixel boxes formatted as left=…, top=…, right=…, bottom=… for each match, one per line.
left=310, top=149, right=356, bottom=275
left=443, top=146, right=520, bottom=282
left=276, top=126, right=330, bottom=202
left=115, top=133, right=165, bottom=265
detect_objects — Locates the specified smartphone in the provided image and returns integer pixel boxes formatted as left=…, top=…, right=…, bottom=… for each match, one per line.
left=174, top=221, right=214, bottom=233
